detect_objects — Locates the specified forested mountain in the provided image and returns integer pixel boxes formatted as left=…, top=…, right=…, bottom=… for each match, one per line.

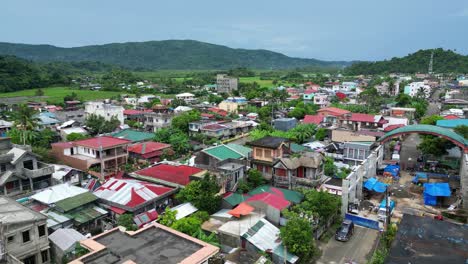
left=0, top=55, right=116, bottom=93
left=0, top=40, right=350, bottom=70
left=345, top=48, right=468, bottom=75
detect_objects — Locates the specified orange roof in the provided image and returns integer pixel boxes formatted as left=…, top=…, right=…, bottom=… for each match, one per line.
left=317, top=107, right=350, bottom=116
left=228, top=202, right=254, bottom=218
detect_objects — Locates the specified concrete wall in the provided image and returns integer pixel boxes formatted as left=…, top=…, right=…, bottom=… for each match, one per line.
left=341, top=145, right=383, bottom=216
left=461, top=154, right=468, bottom=209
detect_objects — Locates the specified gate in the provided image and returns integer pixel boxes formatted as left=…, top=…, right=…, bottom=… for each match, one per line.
left=345, top=213, right=380, bottom=230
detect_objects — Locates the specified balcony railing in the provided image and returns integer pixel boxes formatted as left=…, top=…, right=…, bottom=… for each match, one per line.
left=22, top=162, right=54, bottom=178
left=274, top=175, right=324, bottom=188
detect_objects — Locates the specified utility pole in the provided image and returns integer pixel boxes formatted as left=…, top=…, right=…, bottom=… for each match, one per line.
left=385, top=187, right=390, bottom=228
left=428, top=51, right=434, bottom=75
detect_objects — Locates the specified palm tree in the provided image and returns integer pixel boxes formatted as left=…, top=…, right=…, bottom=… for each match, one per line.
left=11, top=105, right=39, bottom=145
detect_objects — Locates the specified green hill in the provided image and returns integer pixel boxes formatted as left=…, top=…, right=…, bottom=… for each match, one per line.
left=0, top=40, right=350, bottom=70
left=345, top=48, right=468, bottom=75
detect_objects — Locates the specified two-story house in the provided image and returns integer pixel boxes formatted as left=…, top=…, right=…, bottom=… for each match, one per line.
left=143, top=106, right=174, bottom=132
left=342, top=141, right=376, bottom=166
left=273, top=152, right=325, bottom=189
left=84, top=101, right=124, bottom=125
left=51, top=136, right=130, bottom=180
left=0, top=196, right=50, bottom=264
left=338, top=113, right=388, bottom=131
left=0, top=138, right=55, bottom=196
left=248, top=136, right=291, bottom=179
left=317, top=107, right=350, bottom=125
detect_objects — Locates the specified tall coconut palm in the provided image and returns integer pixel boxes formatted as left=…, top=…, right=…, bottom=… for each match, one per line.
left=11, top=105, right=39, bottom=145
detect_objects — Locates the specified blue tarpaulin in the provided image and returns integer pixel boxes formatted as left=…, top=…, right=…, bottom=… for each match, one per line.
left=424, top=183, right=451, bottom=196
left=384, top=165, right=400, bottom=177
left=412, top=172, right=428, bottom=183
left=423, top=183, right=451, bottom=206
left=364, top=177, right=387, bottom=193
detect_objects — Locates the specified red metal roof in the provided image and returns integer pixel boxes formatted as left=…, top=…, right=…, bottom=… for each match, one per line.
left=128, top=142, right=171, bottom=155
left=344, top=113, right=376, bottom=123
left=384, top=124, right=405, bottom=132
left=109, top=206, right=126, bottom=214
left=317, top=107, right=350, bottom=116
left=303, top=114, right=324, bottom=125
left=444, top=115, right=460, bottom=120
left=208, top=107, right=228, bottom=117
left=304, top=89, right=318, bottom=94
left=94, top=178, right=173, bottom=208
left=246, top=192, right=290, bottom=210
left=135, top=164, right=204, bottom=186
left=74, top=136, right=131, bottom=149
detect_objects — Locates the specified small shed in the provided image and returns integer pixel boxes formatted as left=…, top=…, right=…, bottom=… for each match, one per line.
left=423, top=183, right=451, bottom=206
left=48, top=228, right=86, bottom=263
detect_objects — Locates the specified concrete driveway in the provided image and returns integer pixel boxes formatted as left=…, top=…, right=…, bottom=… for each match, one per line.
left=317, top=226, right=379, bottom=264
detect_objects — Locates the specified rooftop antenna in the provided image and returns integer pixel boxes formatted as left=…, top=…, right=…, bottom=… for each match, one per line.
left=428, top=50, right=434, bottom=75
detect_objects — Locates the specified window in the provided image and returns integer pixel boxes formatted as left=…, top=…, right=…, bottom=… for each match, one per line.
left=22, top=255, right=35, bottom=264
left=38, top=225, right=46, bottom=237
left=22, top=230, right=30, bottom=243
left=41, top=250, right=48, bottom=263
left=255, top=148, right=262, bottom=157
left=7, top=236, right=14, bottom=243
left=264, top=149, right=272, bottom=159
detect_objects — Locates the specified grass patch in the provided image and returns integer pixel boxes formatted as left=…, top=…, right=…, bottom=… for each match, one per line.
left=0, top=87, right=123, bottom=104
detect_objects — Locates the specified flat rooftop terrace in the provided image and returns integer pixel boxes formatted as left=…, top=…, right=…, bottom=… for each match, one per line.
left=76, top=223, right=218, bottom=264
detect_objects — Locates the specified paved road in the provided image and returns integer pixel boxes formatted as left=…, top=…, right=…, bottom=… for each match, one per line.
left=400, top=133, right=421, bottom=170
left=317, top=226, right=379, bottom=264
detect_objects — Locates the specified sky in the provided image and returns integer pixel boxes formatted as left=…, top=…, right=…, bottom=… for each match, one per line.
left=2, top=0, right=468, bottom=61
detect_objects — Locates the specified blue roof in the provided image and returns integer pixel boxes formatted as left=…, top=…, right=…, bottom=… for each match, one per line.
left=424, top=183, right=451, bottom=197
left=364, top=177, right=387, bottom=193
left=436, top=119, right=468, bottom=128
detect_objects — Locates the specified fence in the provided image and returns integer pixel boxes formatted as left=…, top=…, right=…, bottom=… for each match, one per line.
left=345, top=213, right=380, bottom=230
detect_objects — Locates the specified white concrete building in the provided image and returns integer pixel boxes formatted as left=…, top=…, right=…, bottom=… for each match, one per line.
left=216, top=74, right=238, bottom=93
left=313, top=93, right=329, bottom=107
left=175, top=92, right=196, bottom=103
left=404, top=82, right=432, bottom=98
left=84, top=101, right=124, bottom=125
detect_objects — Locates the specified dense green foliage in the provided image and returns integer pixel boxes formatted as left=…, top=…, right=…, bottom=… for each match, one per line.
left=369, top=224, right=398, bottom=264
left=85, top=114, right=120, bottom=135
left=0, top=40, right=350, bottom=70
left=153, top=127, right=190, bottom=156
left=345, top=48, right=468, bottom=74
left=249, top=124, right=317, bottom=143
left=66, top=132, right=88, bottom=141
left=237, top=169, right=267, bottom=193
left=117, top=214, right=138, bottom=231
left=454, top=125, right=468, bottom=139
left=0, top=55, right=119, bottom=93
left=280, top=216, right=318, bottom=263
left=175, top=174, right=221, bottom=214
left=171, top=110, right=201, bottom=133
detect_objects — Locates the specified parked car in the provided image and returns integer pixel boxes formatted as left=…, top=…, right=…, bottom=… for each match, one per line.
left=335, top=219, right=354, bottom=242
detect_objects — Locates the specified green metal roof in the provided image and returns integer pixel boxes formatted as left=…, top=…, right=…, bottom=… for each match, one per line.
left=67, top=206, right=107, bottom=224
left=379, top=124, right=468, bottom=148
left=111, top=129, right=154, bottom=142
left=226, top=143, right=252, bottom=157
left=223, top=192, right=250, bottom=206
left=290, top=143, right=310, bottom=153
left=248, top=185, right=303, bottom=204
left=204, top=145, right=243, bottom=161
left=55, top=192, right=98, bottom=212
